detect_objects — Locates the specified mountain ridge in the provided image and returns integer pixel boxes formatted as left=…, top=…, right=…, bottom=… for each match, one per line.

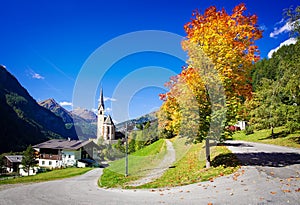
left=0, top=65, right=78, bottom=153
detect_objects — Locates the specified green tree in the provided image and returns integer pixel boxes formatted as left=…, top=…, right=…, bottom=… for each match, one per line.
left=0, top=154, right=5, bottom=174
left=284, top=5, right=300, bottom=38
left=21, top=145, right=36, bottom=176
left=250, top=40, right=300, bottom=134
left=128, top=139, right=136, bottom=153
left=135, top=124, right=143, bottom=130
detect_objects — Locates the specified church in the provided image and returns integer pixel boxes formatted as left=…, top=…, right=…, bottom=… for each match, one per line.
left=96, top=88, right=116, bottom=143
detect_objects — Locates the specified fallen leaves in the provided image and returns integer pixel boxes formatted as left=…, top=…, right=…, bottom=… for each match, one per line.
left=282, top=189, right=291, bottom=193
left=295, top=188, right=300, bottom=192
left=270, top=191, right=277, bottom=195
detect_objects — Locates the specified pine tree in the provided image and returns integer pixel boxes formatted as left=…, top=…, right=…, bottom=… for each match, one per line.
left=21, top=145, right=36, bottom=176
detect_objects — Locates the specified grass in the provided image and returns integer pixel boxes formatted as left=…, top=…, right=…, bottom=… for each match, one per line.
left=100, top=137, right=240, bottom=189
left=99, top=139, right=167, bottom=188
left=0, top=167, right=93, bottom=185
left=136, top=140, right=240, bottom=188
left=233, top=127, right=300, bottom=148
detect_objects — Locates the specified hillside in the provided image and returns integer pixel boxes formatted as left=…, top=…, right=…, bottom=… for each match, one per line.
left=0, top=65, right=78, bottom=153
left=115, top=111, right=157, bottom=132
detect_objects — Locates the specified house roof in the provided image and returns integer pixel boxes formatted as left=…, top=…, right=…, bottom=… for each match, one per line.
left=5, top=155, right=23, bottom=163
left=33, top=139, right=95, bottom=150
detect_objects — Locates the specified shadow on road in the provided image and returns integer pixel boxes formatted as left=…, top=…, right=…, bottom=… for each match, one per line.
left=222, top=142, right=254, bottom=148
left=212, top=151, right=300, bottom=168
left=234, top=152, right=300, bottom=167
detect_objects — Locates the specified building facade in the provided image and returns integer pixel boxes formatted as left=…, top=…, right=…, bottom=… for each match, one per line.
left=33, top=139, right=99, bottom=168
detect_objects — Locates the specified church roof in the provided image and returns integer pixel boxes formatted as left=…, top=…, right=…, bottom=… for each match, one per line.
left=98, top=88, right=104, bottom=110
left=104, top=115, right=114, bottom=125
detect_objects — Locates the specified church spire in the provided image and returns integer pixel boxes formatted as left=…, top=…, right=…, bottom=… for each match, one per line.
left=98, top=87, right=104, bottom=110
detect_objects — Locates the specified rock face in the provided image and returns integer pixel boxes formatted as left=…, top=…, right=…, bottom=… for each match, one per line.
left=0, top=65, right=78, bottom=153
left=39, top=98, right=74, bottom=123
left=71, top=108, right=97, bottom=123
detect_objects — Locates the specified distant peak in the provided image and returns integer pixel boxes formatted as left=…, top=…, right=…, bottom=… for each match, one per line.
left=39, top=98, right=60, bottom=106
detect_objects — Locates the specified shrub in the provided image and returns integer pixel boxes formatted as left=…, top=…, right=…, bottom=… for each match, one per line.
left=286, top=121, right=300, bottom=134
left=244, top=126, right=254, bottom=135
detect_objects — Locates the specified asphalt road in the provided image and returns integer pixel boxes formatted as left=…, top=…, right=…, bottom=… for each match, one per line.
left=0, top=140, right=299, bottom=205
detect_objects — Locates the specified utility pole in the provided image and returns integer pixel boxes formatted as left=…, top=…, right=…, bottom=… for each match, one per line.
left=125, top=122, right=128, bottom=177
left=205, top=138, right=211, bottom=168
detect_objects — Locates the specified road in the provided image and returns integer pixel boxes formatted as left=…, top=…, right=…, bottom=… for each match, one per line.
left=0, top=140, right=299, bottom=205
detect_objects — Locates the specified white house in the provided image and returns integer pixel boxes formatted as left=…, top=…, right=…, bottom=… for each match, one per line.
left=3, top=155, right=38, bottom=176
left=235, top=121, right=247, bottom=130
left=33, top=139, right=99, bottom=169
left=18, top=165, right=38, bottom=176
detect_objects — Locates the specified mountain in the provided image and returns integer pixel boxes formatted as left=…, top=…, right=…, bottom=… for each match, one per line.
left=38, top=99, right=97, bottom=140
left=71, top=108, right=97, bottom=123
left=0, top=65, right=78, bottom=154
left=38, top=98, right=74, bottom=123
left=115, top=111, right=158, bottom=132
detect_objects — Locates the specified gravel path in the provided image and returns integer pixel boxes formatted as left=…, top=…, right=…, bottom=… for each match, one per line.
left=0, top=140, right=299, bottom=204
left=128, top=139, right=176, bottom=186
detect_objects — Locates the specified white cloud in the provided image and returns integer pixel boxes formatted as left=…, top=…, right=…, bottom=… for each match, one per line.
left=270, top=19, right=300, bottom=38
left=103, top=96, right=117, bottom=102
left=105, top=107, right=112, bottom=113
left=267, top=38, right=297, bottom=58
left=32, top=73, right=45, bottom=79
left=59, top=101, right=73, bottom=107
left=270, top=21, right=292, bottom=38
left=27, top=68, right=45, bottom=80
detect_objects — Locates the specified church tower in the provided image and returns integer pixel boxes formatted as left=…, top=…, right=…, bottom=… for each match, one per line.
left=97, top=88, right=105, bottom=142
left=96, top=88, right=116, bottom=144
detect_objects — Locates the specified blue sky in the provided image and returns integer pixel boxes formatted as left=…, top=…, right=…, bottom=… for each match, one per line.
left=0, top=0, right=299, bottom=122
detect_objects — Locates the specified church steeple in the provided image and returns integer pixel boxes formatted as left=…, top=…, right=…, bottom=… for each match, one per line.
left=98, top=88, right=105, bottom=111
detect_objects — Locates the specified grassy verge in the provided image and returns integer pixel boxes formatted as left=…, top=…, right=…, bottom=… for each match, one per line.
left=233, top=127, right=300, bottom=148
left=0, top=167, right=93, bottom=185
left=136, top=141, right=240, bottom=188
left=99, top=139, right=166, bottom=188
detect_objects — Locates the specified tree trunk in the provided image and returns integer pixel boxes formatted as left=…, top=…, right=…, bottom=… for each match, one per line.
left=205, top=138, right=211, bottom=168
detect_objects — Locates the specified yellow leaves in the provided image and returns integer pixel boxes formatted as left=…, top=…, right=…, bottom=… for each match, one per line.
left=158, top=3, right=262, bottom=139
left=182, top=3, right=262, bottom=101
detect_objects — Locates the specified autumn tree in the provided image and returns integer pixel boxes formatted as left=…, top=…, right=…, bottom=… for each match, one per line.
left=159, top=4, right=262, bottom=143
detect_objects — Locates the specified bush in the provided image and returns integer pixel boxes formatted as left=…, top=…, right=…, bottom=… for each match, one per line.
left=286, top=121, right=300, bottom=134
left=244, top=126, right=254, bottom=135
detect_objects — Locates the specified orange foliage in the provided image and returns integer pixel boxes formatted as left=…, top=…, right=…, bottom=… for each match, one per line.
left=158, top=4, right=262, bottom=140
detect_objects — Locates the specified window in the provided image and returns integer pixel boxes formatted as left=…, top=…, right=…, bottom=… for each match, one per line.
left=42, top=161, right=45, bottom=165
left=68, top=155, right=71, bottom=158
left=49, top=161, right=52, bottom=165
